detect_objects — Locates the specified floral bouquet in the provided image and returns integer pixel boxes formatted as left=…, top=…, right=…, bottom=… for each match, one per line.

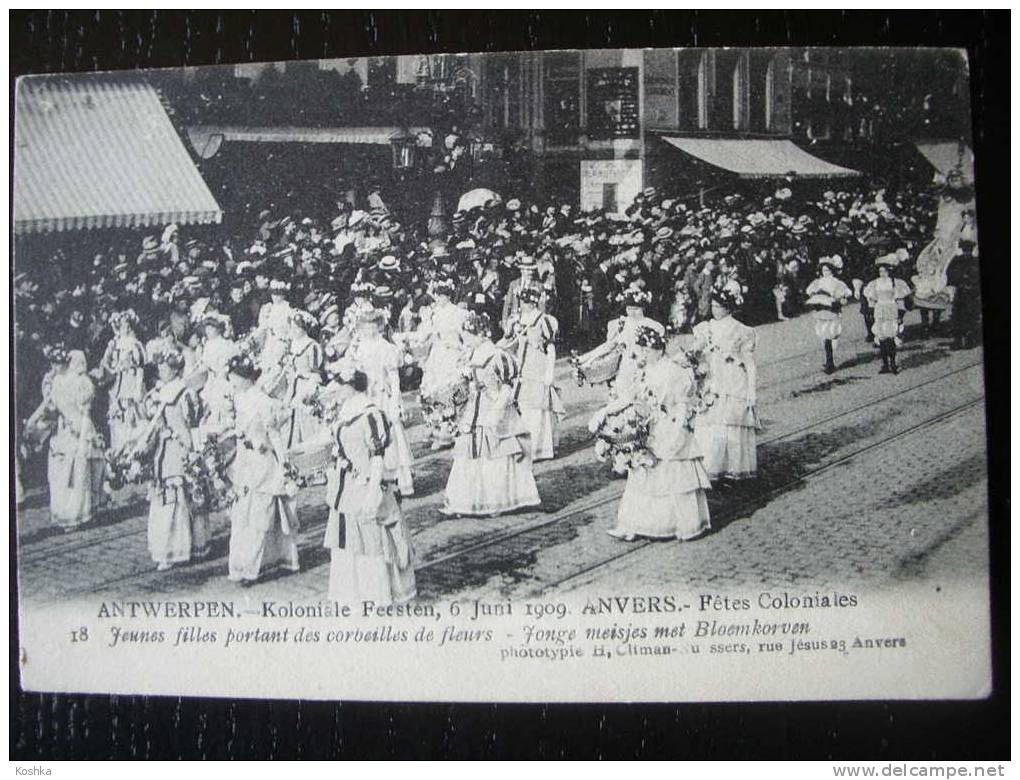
left=420, top=375, right=470, bottom=431
left=589, top=401, right=657, bottom=475
left=103, top=448, right=152, bottom=494
left=670, top=349, right=716, bottom=431
left=188, top=433, right=239, bottom=510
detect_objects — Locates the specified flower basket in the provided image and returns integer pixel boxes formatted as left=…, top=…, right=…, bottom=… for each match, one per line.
left=590, top=402, right=657, bottom=474
left=287, top=440, right=334, bottom=480
left=572, top=351, right=621, bottom=387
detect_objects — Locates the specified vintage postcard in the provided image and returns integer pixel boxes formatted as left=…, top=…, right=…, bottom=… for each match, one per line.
left=13, top=46, right=990, bottom=701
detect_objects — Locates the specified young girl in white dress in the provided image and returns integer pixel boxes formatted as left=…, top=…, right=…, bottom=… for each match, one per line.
left=348, top=307, right=415, bottom=496
left=863, top=254, right=913, bottom=375
left=47, top=351, right=105, bottom=531
left=443, top=312, right=541, bottom=517
left=591, top=326, right=712, bottom=542
left=100, top=309, right=147, bottom=452
left=254, top=279, right=293, bottom=395
left=576, top=285, right=664, bottom=401
left=805, top=256, right=854, bottom=374
left=225, top=352, right=301, bottom=586
left=138, top=346, right=209, bottom=570
left=283, top=310, right=325, bottom=448
left=417, top=278, right=469, bottom=451
left=691, top=280, right=759, bottom=482
left=322, top=365, right=416, bottom=607
left=499, top=285, right=563, bottom=461
left=196, top=312, right=238, bottom=446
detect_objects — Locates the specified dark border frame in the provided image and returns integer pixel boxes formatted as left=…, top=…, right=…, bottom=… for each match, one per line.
left=9, top=10, right=1010, bottom=760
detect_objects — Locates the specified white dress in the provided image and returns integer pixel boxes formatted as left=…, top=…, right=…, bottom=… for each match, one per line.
left=101, top=334, right=146, bottom=452
left=595, top=315, right=665, bottom=400
left=196, top=336, right=238, bottom=445
left=805, top=276, right=853, bottom=342
left=418, top=301, right=469, bottom=444
left=142, top=378, right=210, bottom=565
left=227, top=385, right=301, bottom=583
left=255, top=300, right=292, bottom=396
left=615, top=357, right=712, bottom=540
left=323, top=395, right=416, bottom=606
left=504, top=311, right=564, bottom=461
left=283, top=335, right=325, bottom=448
left=47, top=370, right=105, bottom=529
left=443, top=341, right=541, bottom=516
left=863, top=277, right=912, bottom=341
left=349, top=336, right=415, bottom=495
left=691, top=315, right=759, bottom=480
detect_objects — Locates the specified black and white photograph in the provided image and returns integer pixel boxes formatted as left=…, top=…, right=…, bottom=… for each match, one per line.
left=12, top=38, right=997, bottom=706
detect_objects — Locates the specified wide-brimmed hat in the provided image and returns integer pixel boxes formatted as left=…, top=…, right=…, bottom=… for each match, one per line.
left=378, top=255, right=400, bottom=271
left=819, top=255, right=844, bottom=270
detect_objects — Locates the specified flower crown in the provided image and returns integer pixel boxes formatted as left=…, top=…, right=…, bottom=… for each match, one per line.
left=519, top=285, right=543, bottom=304
left=616, top=286, right=653, bottom=307
left=463, top=311, right=492, bottom=337
left=227, top=351, right=259, bottom=378
left=634, top=325, right=666, bottom=351
left=110, top=309, right=139, bottom=329
left=42, top=343, right=70, bottom=365
left=150, top=345, right=186, bottom=372
left=288, top=309, right=317, bottom=331
left=711, top=279, right=746, bottom=310
left=431, top=278, right=456, bottom=297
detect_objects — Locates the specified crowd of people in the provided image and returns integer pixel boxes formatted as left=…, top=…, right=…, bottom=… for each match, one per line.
left=15, top=174, right=981, bottom=608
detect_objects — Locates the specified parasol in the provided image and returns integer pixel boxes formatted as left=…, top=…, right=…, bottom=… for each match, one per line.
left=457, top=188, right=501, bottom=213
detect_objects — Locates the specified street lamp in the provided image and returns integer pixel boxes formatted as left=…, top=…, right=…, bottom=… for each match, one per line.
left=390, top=129, right=417, bottom=171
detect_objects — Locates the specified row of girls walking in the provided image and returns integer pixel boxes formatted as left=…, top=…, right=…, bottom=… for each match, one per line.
left=22, top=269, right=568, bottom=608
left=26, top=265, right=765, bottom=605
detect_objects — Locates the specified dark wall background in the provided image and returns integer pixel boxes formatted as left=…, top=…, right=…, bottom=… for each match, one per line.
left=10, top=10, right=1010, bottom=760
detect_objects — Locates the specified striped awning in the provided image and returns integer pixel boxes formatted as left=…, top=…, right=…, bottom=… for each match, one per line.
left=661, top=137, right=860, bottom=179
left=14, top=76, right=222, bottom=234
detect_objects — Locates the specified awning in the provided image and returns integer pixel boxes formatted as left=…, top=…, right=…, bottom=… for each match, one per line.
left=915, top=141, right=974, bottom=184
left=14, top=76, right=222, bottom=234
left=186, top=125, right=430, bottom=155
left=661, top=137, right=860, bottom=179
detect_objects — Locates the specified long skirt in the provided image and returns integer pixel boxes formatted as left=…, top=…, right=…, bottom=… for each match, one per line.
left=108, top=401, right=144, bottom=453
left=616, top=458, right=712, bottom=540
left=517, top=380, right=563, bottom=461
left=147, top=483, right=210, bottom=565
left=694, top=422, right=758, bottom=480
left=444, top=426, right=546, bottom=517
left=325, top=492, right=416, bottom=607
left=48, top=449, right=104, bottom=529
left=228, top=492, right=300, bottom=582
left=443, top=448, right=541, bottom=517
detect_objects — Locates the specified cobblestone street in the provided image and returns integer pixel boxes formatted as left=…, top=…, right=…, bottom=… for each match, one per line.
left=16, top=310, right=989, bottom=605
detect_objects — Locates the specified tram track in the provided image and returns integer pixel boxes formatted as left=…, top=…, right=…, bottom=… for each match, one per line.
left=21, top=356, right=981, bottom=568
left=533, top=396, right=985, bottom=596
left=412, top=376, right=985, bottom=583
left=50, top=359, right=984, bottom=598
